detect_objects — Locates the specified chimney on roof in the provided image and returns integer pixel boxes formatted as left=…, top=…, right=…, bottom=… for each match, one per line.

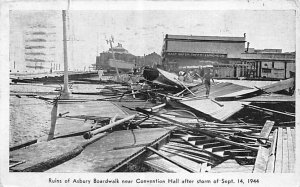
left=244, top=33, right=246, bottom=38
left=245, top=42, right=250, bottom=53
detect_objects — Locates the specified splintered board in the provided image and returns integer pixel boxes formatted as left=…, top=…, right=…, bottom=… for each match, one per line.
left=253, top=127, right=295, bottom=173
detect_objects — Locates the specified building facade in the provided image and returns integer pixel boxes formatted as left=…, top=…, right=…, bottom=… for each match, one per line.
left=96, top=43, right=162, bottom=72
left=96, top=43, right=139, bottom=72
left=161, top=34, right=295, bottom=80
left=161, top=34, right=246, bottom=72
left=143, top=52, right=162, bottom=67
left=240, top=51, right=295, bottom=79
left=10, top=11, right=62, bottom=74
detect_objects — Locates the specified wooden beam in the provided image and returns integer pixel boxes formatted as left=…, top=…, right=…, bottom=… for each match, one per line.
left=245, top=104, right=295, bottom=117
left=274, top=128, right=283, bottom=173
left=136, top=108, right=190, bottom=128
left=83, top=114, right=137, bottom=139
left=146, top=147, right=196, bottom=173
left=160, top=147, right=214, bottom=165
left=282, top=128, right=289, bottom=173
left=9, top=160, right=26, bottom=169
left=146, top=103, right=166, bottom=112
left=266, top=129, right=277, bottom=173
left=10, top=139, right=38, bottom=151
left=215, top=137, right=259, bottom=152
left=258, top=120, right=274, bottom=144
left=260, top=77, right=294, bottom=93
left=259, top=120, right=274, bottom=139
left=174, top=78, right=195, bottom=96
left=162, top=144, right=216, bottom=161
left=210, top=98, right=224, bottom=107
left=286, top=127, right=295, bottom=172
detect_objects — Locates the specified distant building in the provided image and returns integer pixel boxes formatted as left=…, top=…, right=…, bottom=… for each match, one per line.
left=10, top=12, right=62, bottom=74
left=23, top=27, right=57, bottom=73
left=96, top=43, right=162, bottom=72
left=161, top=34, right=295, bottom=80
left=240, top=50, right=295, bottom=79
left=96, top=43, right=138, bottom=72
left=143, top=52, right=162, bottom=67
left=161, top=34, right=246, bottom=73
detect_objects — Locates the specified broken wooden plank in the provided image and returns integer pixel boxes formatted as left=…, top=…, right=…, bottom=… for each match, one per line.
left=205, top=130, right=235, bottom=136
left=210, top=98, right=224, bottom=107
left=144, top=156, right=187, bottom=173
left=10, top=139, right=38, bottom=151
left=83, top=114, right=137, bottom=139
left=257, top=120, right=274, bottom=144
left=146, top=147, right=197, bottom=172
left=274, top=128, right=283, bottom=173
left=199, top=142, right=224, bottom=149
left=207, top=145, right=233, bottom=152
left=286, top=127, right=295, bottom=172
left=9, top=160, right=26, bottom=169
left=241, top=94, right=295, bottom=103
left=224, top=149, right=253, bottom=157
left=165, top=142, right=221, bottom=162
left=291, top=128, right=295, bottom=154
left=230, top=135, right=257, bottom=142
left=162, top=145, right=216, bottom=164
left=160, top=147, right=212, bottom=165
left=181, top=135, right=207, bottom=141
left=245, top=104, right=295, bottom=117
left=214, top=88, right=260, bottom=101
left=266, top=129, right=277, bottom=173
left=195, top=138, right=216, bottom=145
left=112, top=143, right=150, bottom=150
left=282, top=128, right=289, bottom=173
left=253, top=146, right=269, bottom=173
left=260, top=78, right=294, bottom=93
left=215, top=137, right=259, bottom=152
left=259, top=120, right=274, bottom=140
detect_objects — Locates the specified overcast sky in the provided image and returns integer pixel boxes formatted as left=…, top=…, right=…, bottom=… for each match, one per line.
left=10, top=10, right=295, bottom=70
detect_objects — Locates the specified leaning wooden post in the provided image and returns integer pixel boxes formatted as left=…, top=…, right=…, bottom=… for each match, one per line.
left=47, top=99, right=58, bottom=141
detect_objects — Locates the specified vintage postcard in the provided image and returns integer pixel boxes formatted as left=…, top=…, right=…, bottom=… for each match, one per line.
left=0, top=0, right=298, bottom=187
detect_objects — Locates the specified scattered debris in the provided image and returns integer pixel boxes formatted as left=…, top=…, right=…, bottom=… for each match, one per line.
left=9, top=67, right=295, bottom=173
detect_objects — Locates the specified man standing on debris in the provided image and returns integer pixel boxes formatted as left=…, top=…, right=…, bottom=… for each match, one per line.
left=204, top=69, right=214, bottom=97
left=199, top=66, right=205, bottom=83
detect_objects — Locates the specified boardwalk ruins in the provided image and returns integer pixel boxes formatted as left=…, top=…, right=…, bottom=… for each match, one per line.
left=9, top=69, right=295, bottom=173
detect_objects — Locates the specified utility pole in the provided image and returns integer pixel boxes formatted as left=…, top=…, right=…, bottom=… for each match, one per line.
left=106, top=36, right=120, bottom=78
left=61, top=10, right=72, bottom=99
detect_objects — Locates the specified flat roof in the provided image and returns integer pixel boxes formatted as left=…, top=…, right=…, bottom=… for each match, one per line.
left=165, top=34, right=246, bottom=42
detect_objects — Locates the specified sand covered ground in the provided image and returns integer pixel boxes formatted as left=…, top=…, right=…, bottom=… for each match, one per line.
left=9, top=83, right=125, bottom=147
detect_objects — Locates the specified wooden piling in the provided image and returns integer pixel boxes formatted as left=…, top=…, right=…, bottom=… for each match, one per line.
left=47, top=99, right=58, bottom=141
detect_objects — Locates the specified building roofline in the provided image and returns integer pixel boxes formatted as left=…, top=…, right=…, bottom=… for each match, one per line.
left=165, top=34, right=246, bottom=42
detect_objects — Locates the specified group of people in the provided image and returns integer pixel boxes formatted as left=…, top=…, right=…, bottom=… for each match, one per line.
left=179, top=67, right=214, bottom=97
